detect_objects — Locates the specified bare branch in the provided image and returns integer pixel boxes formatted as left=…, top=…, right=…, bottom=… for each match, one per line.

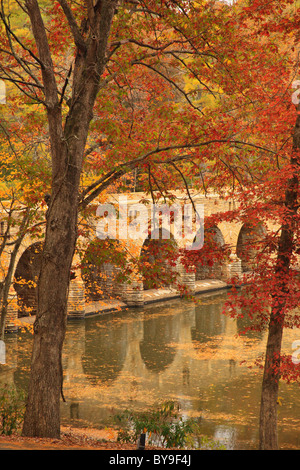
left=170, top=161, right=197, bottom=213
left=0, top=3, right=42, bottom=67
left=25, top=0, right=59, bottom=110
left=59, top=63, right=73, bottom=106
left=79, top=139, right=280, bottom=209
left=57, top=0, right=87, bottom=52
left=132, top=60, right=205, bottom=115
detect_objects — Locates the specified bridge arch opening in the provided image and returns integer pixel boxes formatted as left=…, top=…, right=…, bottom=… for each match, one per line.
left=139, top=228, right=178, bottom=290
left=194, top=225, right=227, bottom=280
left=14, top=242, right=43, bottom=317
left=236, top=222, right=266, bottom=272
left=81, top=237, right=126, bottom=301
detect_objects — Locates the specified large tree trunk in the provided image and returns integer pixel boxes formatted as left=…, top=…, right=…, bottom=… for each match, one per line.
left=22, top=0, right=117, bottom=438
left=259, top=244, right=292, bottom=449
left=21, top=167, right=80, bottom=437
left=259, top=113, right=300, bottom=449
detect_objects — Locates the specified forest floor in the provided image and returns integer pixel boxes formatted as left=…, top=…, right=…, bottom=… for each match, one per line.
left=0, top=426, right=164, bottom=450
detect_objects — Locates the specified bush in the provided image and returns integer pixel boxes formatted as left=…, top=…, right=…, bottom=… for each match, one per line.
left=115, top=400, right=225, bottom=450
left=0, top=384, right=25, bottom=435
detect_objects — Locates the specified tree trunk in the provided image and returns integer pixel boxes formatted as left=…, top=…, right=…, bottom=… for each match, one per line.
left=22, top=172, right=79, bottom=437
left=259, top=288, right=287, bottom=449
left=0, top=210, right=30, bottom=339
left=21, top=0, right=118, bottom=439
left=259, top=112, right=300, bottom=449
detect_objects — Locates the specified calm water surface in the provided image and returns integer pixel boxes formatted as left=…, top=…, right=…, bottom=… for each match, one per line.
left=2, top=291, right=300, bottom=450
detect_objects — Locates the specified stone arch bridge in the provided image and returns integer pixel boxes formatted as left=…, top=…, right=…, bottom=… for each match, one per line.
left=1, top=191, right=266, bottom=332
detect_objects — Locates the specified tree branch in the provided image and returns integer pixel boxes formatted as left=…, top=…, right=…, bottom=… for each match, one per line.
left=57, top=0, right=87, bottom=52
left=79, top=139, right=280, bottom=209
left=25, top=0, right=59, bottom=110
left=0, top=3, right=43, bottom=67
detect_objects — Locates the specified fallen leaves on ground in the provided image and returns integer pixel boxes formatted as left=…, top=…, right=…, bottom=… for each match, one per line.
left=0, top=426, right=164, bottom=450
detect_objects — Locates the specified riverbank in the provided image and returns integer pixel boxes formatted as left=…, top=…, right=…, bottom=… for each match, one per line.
left=0, top=426, right=164, bottom=450
left=143, top=279, right=229, bottom=305
left=18, top=279, right=230, bottom=326
left=84, top=279, right=230, bottom=317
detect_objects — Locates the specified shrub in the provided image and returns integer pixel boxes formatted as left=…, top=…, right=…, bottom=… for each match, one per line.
left=115, top=400, right=225, bottom=450
left=0, top=384, right=25, bottom=435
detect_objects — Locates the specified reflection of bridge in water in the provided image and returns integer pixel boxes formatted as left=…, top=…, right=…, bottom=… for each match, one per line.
left=4, top=294, right=269, bottom=429
left=4, top=290, right=300, bottom=448
left=59, top=296, right=300, bottom=446
left=60, top=297, right=265, bottom=425
left=2, top=191, right=269, bottom=331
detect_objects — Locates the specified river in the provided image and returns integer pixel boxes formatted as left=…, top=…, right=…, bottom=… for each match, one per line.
left=2, top=290, right=300, bottom=449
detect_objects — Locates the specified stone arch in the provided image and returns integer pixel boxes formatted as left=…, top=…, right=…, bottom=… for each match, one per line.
left=81, top=237, right=126, bottom=301
left=236, top=222, right=266, bottom=272
left=139, top=228, right=178, bottom=290
left=13, top=241, right=43, bottom=317
left=194, top=225, right=226, bottom=280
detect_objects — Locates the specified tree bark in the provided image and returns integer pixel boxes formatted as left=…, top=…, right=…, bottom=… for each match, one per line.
left=259, top=110, right=300, bottom=450
left=0, top=210, right=30, bottom=339
left=22, top=173, right=80, bottom=437
left=22, top=0, right=117, bottom=438
left=259, top=234, right=293, bottom=450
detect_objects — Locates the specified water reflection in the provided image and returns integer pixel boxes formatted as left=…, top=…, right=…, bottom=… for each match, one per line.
left=140, top=311, right=179, bottom=373
left=82, top=315, right=128, bottom=385
left=2, top=291, right=300, bottom=449
left=191, top=299, right=225, bottom=352
left=237, top=314, right=264, bottom=343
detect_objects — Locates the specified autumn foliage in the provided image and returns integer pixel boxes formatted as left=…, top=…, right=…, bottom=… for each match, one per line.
left=0, top=0, right=300, bottom=450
